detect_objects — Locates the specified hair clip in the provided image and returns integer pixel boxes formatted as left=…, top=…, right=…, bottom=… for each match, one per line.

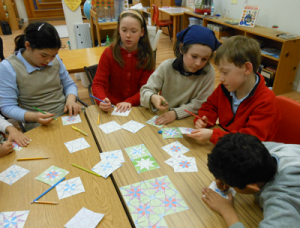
left=38, top=23, right=45, bottom=31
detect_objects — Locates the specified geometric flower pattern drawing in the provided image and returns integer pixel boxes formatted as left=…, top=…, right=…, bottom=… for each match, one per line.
left=12, top=142, right=23, bottom=151
left=98, top=121, right=122, bottom=134
left=120, top=176, right=188, bottom=227
left=0, top=210, right=30, bottom=228
left=161, top=141, right=190, bottom=157
left=64, top=207, right=105, bottom=228
left=100, top=150, right=125, bottom=164
left=208, top=181, right=236, bottom=199
left=161, top=128, right=183, bottom=139
left=111, top=107, right=132, bottom=116
left=122, top=120, right=145, bottom=133
left=146, top=116, right=164, bottom=128
left=91, top=157, right=123, bottom=178
left=164, top=154, right=188, bottom=168
left=178, top=127, right=195, bottom=134
left=35, top=165, right=69, bottom=186
left=172, top=156, right=198, bottom=173
left=125, top=144, right=159, bottom=173
left=56, top=177, right=85, bottom=200
left=62, top=114, right=82, bottom=125
left=0, top=165, right=30, bottom=185
left=64, top=137, right=90, bottom=153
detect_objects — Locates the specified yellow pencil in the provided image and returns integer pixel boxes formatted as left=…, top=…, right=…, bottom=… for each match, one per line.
left=33, top=201, right=59, bottom=205
left=97, top=114, right=100, bottom=125
left=72, top=126, right=88, bottom=136
left=17, top=157, right=49, bottom=161
left=72, top=163, right=101, bottom=177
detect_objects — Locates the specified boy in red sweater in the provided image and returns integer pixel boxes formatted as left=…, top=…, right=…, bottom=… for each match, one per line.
left=187, top=36, right=281, bottom=144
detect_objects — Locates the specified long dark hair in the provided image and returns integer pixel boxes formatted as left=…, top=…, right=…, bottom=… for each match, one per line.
left=14, top=22, right=61, bottom=51
left=112, top=10, right=154, bottom=71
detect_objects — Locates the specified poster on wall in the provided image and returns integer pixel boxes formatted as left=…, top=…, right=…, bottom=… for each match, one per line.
left=64, top=0, right=81, bottom=11
left=239, top=5, right=260, bottom=27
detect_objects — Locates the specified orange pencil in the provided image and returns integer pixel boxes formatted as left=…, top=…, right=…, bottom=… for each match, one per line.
left=17, top=157, right=49, bottom=161
left=32, top=201, right=59, bottom=205
left=184, top=109, right=214, bottom=125
left=97, top=114, right=100, bottom=125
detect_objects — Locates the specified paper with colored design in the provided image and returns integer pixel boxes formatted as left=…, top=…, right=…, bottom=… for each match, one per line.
left=173, top=156, right=198, bottom=172
left=164, top=154, right=188, bottom=168
left=92, top=158, right=122, bottom=178
left=64, top=137, right=90, bottom=153
left=146, top=116, right=164, bottom=128
left=209, top=181, right=236, bottom=199
left=0, top=165, right=30, bottom=185
left=161, top=141, right=190, bottom=157
left=62, top=114, right=82, bottom=125
left=98, top=121, right=122, bottom=134
left=36, top=165, right=69, bottom=186
left=0, top=210, right=29, bottom=228
left=161, top=128, right=183, bottom=139
left=178, top=127, right=195, bottom=134
left=12, top=139, right=31, bottom=151
left=56, top=177, right=85, bottom=200
left=122, top=120, right=145, bottom=133
left=120, top=175, right=188, bottom=227
left=111, top=107, right=131, bottom=116
left=100, top=149, right=125, bottom=163
left=65, top=207, right=105, bottom=228
left=124, top=144, right=159, bottom=173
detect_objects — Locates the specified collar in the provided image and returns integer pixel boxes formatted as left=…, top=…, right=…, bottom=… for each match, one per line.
left=16, top=49, right=53, bottom=74
left=172, top=57, right=203, bottom=76
left=119, top=43, right=138, bottom=56
left=230, top=74, right=259, bottom=102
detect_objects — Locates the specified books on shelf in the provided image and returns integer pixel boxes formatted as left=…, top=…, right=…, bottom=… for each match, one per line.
left=261, top=67, right=276, bottom=87
left=261, top=47, right=281, bottom=59
left=239, top=5, right=260, bottom=27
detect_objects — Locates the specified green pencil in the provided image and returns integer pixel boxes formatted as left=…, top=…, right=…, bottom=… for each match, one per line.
left=72, top=163, right=101, bottom=177
left=33, top=106, right=57, bottom=120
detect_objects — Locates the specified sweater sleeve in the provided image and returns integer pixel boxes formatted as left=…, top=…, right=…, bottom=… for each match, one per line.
left=210, top=96, right=280, bottom=144
left=229, top=222, right=246, bottom=228
left=0, top=115, right=13, bottom=133
left=123, top=68, right=153, bottom=106
left=172, top=65, right=215, bottom=119
left=91, top=48, right=111, bottom=105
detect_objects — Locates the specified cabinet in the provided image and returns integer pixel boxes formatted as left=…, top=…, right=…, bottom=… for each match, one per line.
left=183, top=11, right=300, bottom=95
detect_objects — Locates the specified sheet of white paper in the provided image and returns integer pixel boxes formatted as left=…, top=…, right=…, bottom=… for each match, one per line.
left=100, top=150, right=125, bottom=163
left=92, top=159, right=122, bottom=178
left=178, top=127, right=195, bottom=134
left=98, top=121, right=122, bottom=134
left=172, top=156, right=198, bottom=172
left=164, top=154, right=188, bottom=168
left=56, top=177, right=85, bottom=200
left=122, top=120, right=145, bottom=133
left=161, top=141, right=190, bottom=157
left=0, top=165, right=30, bottom=185
left=111, top=107, right=131, bottom=116
left=0, top=210, right=30, bottom=228
left=64, top=137, right=90, bottom=153
left=62, top=115, right=82, bottom=125
left=64, top=207, right=104, bottom=228
left=146, top=116, right=164, bottom=128
left=209, top=181, right=236, bottom=199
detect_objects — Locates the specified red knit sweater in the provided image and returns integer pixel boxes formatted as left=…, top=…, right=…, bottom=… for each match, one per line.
left=196, top=73, right=281, bottom=144
left=92, top=47, right=153, bottom=106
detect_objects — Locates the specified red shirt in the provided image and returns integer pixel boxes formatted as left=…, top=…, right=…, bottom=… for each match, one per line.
left=196, top=73, right=281, bottom=144
left=92, top=47, right=153, bottom=106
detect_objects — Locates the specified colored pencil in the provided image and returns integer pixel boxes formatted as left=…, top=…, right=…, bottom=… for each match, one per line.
left=184, top=109, right=214, bottom=125
left=89, top=94, right=114, bottom=107
left=161, top=100, right=168, bottom=106
left=17, top=157, right=49, bottom=161
left=72, top=163, right=101, bottom=177
left=97, top=114, right=100, bottom=125
left=32, top=201, right=59, bottom=205
left=33, top=106, right=57, bottom=120
left=72, top=126, right=88, bottom=136
left=31, top=177, right=65, bottom=204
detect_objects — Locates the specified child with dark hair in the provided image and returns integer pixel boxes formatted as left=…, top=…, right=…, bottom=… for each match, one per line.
left=0, top=22, right=81, bottom=131
left=202, top=133, right=300, bottom=227
left=92, top=9, right=155, bottom=113
left=187, top=36, right=280, bottom=144
left=140, top=25, right=220, bottom=125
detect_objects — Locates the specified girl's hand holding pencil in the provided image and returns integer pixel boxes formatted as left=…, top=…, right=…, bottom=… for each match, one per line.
left=195, top=116, right=209, bottom=129
left=27, top=109, right=55, bottom=125
left=151, top=95, right=169, bottom=110
left=99, top=97, right=114, bottom=112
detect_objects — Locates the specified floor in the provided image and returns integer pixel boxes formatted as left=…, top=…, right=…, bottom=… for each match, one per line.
left=1, top=20, right=300, bottom=105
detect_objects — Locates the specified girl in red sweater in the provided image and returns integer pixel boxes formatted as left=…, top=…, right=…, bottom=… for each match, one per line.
left=92, top=10, right=155, bottom=113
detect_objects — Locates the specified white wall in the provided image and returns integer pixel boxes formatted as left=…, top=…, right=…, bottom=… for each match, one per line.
left=184, top=0, right=300, bottom=92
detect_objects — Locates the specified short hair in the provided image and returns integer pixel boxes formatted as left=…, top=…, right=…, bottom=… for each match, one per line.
left=207, top=133, right=277, bottom=189
left=214, top=36, right=261, bottom=73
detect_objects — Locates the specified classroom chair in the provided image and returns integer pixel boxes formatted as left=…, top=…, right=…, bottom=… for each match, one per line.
left=90, top=9, right=101, bottom=47
left=84, top=64, right=99, bottom=105
left=272, top=95, right=300, bottom=144
left=152, top=4, right=173, bottom=41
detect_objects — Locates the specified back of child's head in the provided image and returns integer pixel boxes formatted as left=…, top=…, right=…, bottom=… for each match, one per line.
left=173, top=25, right=220, bottom=73
left=207, top=133, right=277, bottom=189
left=214, top=36, right=261, bottom=73
left=112, top=9, right=154, bottom=71
left=14, top=22, right=61, bottom=51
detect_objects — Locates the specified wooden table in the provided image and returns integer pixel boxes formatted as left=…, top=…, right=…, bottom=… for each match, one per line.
left=85, top=105, right=263, bottom=227
left=58, top=47, right=106, bottom=73
left=158, top=7, right=192, bottom=45
left=0, top=112, right=131, bottom=227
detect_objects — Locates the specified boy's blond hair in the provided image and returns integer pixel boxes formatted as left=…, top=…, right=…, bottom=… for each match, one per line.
left=214, top=36, right=261, bottom=72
